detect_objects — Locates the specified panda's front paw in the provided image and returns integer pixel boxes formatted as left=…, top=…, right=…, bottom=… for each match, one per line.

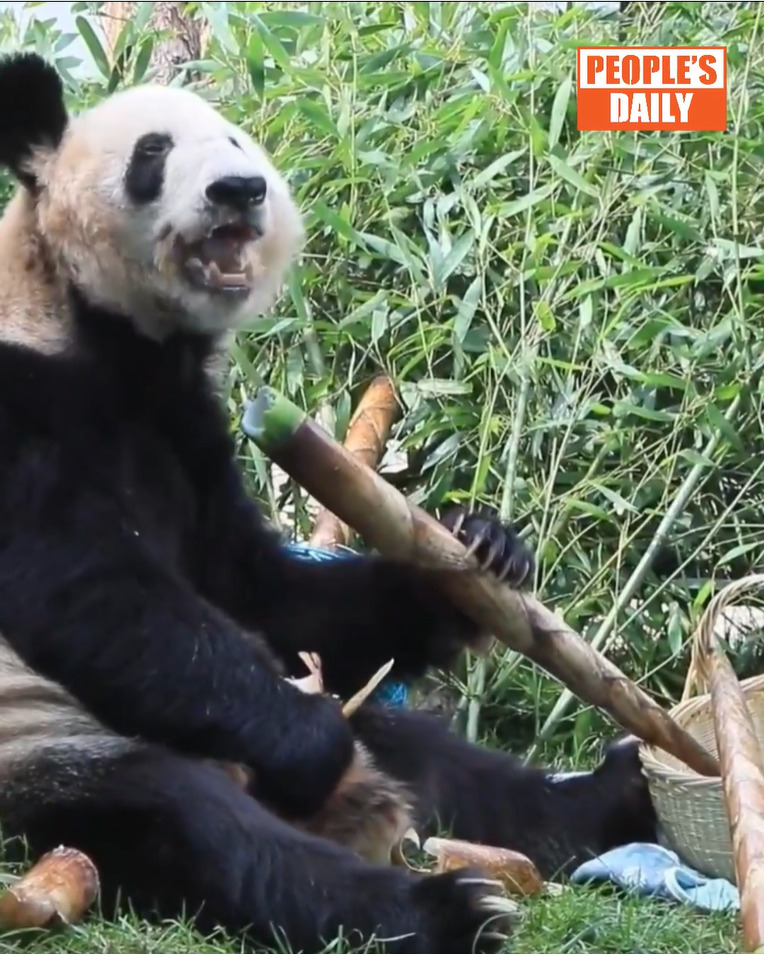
left=410, top=868, right=518, bottom=954
left=439, top=505, right=535, bottom=588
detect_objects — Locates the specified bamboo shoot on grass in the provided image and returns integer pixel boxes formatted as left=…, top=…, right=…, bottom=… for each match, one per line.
left=422, top=837, right=544, bottom=897
left=242, top=385, right=719, bottom=778
left=0, top=847, right=99, bottom=930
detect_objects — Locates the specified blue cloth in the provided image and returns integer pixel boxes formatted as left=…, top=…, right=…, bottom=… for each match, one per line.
left=571, top=843, right=739, bottom=913
left=283, top=542, right=409, bottom=708
left=284, top=542, right=358, bottom=563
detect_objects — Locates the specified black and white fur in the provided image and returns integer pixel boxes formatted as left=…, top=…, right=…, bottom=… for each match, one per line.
left=0, top=53, right=657, bottom=953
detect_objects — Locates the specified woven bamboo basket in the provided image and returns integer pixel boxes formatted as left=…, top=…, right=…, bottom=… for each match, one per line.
left=640, top=580, right=764, bottom=884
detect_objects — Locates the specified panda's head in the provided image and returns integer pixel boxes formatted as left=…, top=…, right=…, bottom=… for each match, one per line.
left=0, top=53, right=303, bottom=340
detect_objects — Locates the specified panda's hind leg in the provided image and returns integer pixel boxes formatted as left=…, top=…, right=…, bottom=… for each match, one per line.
left=349, top=705, right=658, bottom=879
left=0, top=739, right=515, bottom=954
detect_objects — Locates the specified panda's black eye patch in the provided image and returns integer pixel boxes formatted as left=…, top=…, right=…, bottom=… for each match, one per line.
left=139, top=133, right=173, bottom=157
left=126, top=133, right=174, bottom=205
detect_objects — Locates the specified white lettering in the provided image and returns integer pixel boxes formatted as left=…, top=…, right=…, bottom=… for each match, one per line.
left=607, top=91, right=695, bottom=124
left=675, top=91, right=693, bottom=122
left=610, top=92, right=629, bottom=122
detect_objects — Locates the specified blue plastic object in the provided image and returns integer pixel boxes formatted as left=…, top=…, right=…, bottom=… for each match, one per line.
left=571, top=842, right=739, bottom=913
left=283, top=541, right=408, bottom=708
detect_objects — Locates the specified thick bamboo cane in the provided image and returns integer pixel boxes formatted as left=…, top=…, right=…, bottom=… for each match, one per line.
left=241, top=385, right=719, bottom=777
left=692, top=576, right=764, bottom=953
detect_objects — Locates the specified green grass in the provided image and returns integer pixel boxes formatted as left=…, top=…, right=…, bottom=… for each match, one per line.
left=514, top=890, right=737, bottom=954
left=0, top=887, right=739, bottom=954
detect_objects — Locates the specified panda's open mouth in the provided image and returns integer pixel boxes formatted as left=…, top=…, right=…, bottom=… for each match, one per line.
left=178, top=224, right=258, bottom=296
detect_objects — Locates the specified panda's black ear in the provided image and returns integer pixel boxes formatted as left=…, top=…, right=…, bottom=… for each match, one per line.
left=0, top=53, right=68, bottom=188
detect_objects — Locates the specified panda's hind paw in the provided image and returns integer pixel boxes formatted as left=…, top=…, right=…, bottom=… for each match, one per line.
left=439, top=505, right=535, bottom=589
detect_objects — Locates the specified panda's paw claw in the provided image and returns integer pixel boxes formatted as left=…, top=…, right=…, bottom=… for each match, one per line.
left=411, top=868, right=518, bottom=954
left=439, top=505, right=535, bottom=589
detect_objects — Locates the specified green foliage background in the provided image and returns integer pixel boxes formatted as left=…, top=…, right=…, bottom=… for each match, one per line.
left=3, top=0, right=764, bottom=762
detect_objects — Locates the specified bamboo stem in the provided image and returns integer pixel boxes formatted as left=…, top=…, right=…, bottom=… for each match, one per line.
left=694, top=576, right=764, bottom=952
left=242, top=386, right=719, bottom=777
left=532, top=393, right=742, bottom=758
left=709, top=644, right=764, bottom=952
left=310, top=376, right=399, bottom=550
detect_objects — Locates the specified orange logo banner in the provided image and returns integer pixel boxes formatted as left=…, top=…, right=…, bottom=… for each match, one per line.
left=576, top=47, right=727, bottom=132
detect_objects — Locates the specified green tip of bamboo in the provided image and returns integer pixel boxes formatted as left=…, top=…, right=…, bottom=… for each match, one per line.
left=242, top=387, right=307, bottom=449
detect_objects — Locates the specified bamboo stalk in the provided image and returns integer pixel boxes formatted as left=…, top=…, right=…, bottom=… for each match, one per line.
left=694, top=576, right=764, bottom=953
left=310, top=376, right=399, bottom=549
left=241, top=386, right=719, bottom=777
left=532, top=393, right=742, bottom=758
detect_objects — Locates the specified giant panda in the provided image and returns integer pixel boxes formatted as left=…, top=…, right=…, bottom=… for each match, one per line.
left=0, top=52, right=658, bottom=954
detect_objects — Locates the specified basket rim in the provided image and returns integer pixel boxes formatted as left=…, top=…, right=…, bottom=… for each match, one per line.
left=640, top=672, right=764, bottom=783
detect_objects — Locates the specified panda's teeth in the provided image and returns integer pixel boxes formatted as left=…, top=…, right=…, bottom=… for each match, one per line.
left=206, top=261, right=224, bottom=284
left=205, top=260, right=247, bottom=289
left=221, top=273, right=248, bottom=287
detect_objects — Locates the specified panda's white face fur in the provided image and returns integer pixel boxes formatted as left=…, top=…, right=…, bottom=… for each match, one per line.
left=0, top=54, right=304, bottom=345
left=41, top=85, right=303, bottom=339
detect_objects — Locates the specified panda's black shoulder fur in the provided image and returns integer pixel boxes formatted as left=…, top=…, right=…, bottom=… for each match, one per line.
left=0, top=291, right=229, bottom=488
left=0, top=53, right=67, bottom=186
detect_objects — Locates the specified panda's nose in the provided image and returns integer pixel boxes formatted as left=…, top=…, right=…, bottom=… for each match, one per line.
left=205, top=175, right=267, bottom=211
